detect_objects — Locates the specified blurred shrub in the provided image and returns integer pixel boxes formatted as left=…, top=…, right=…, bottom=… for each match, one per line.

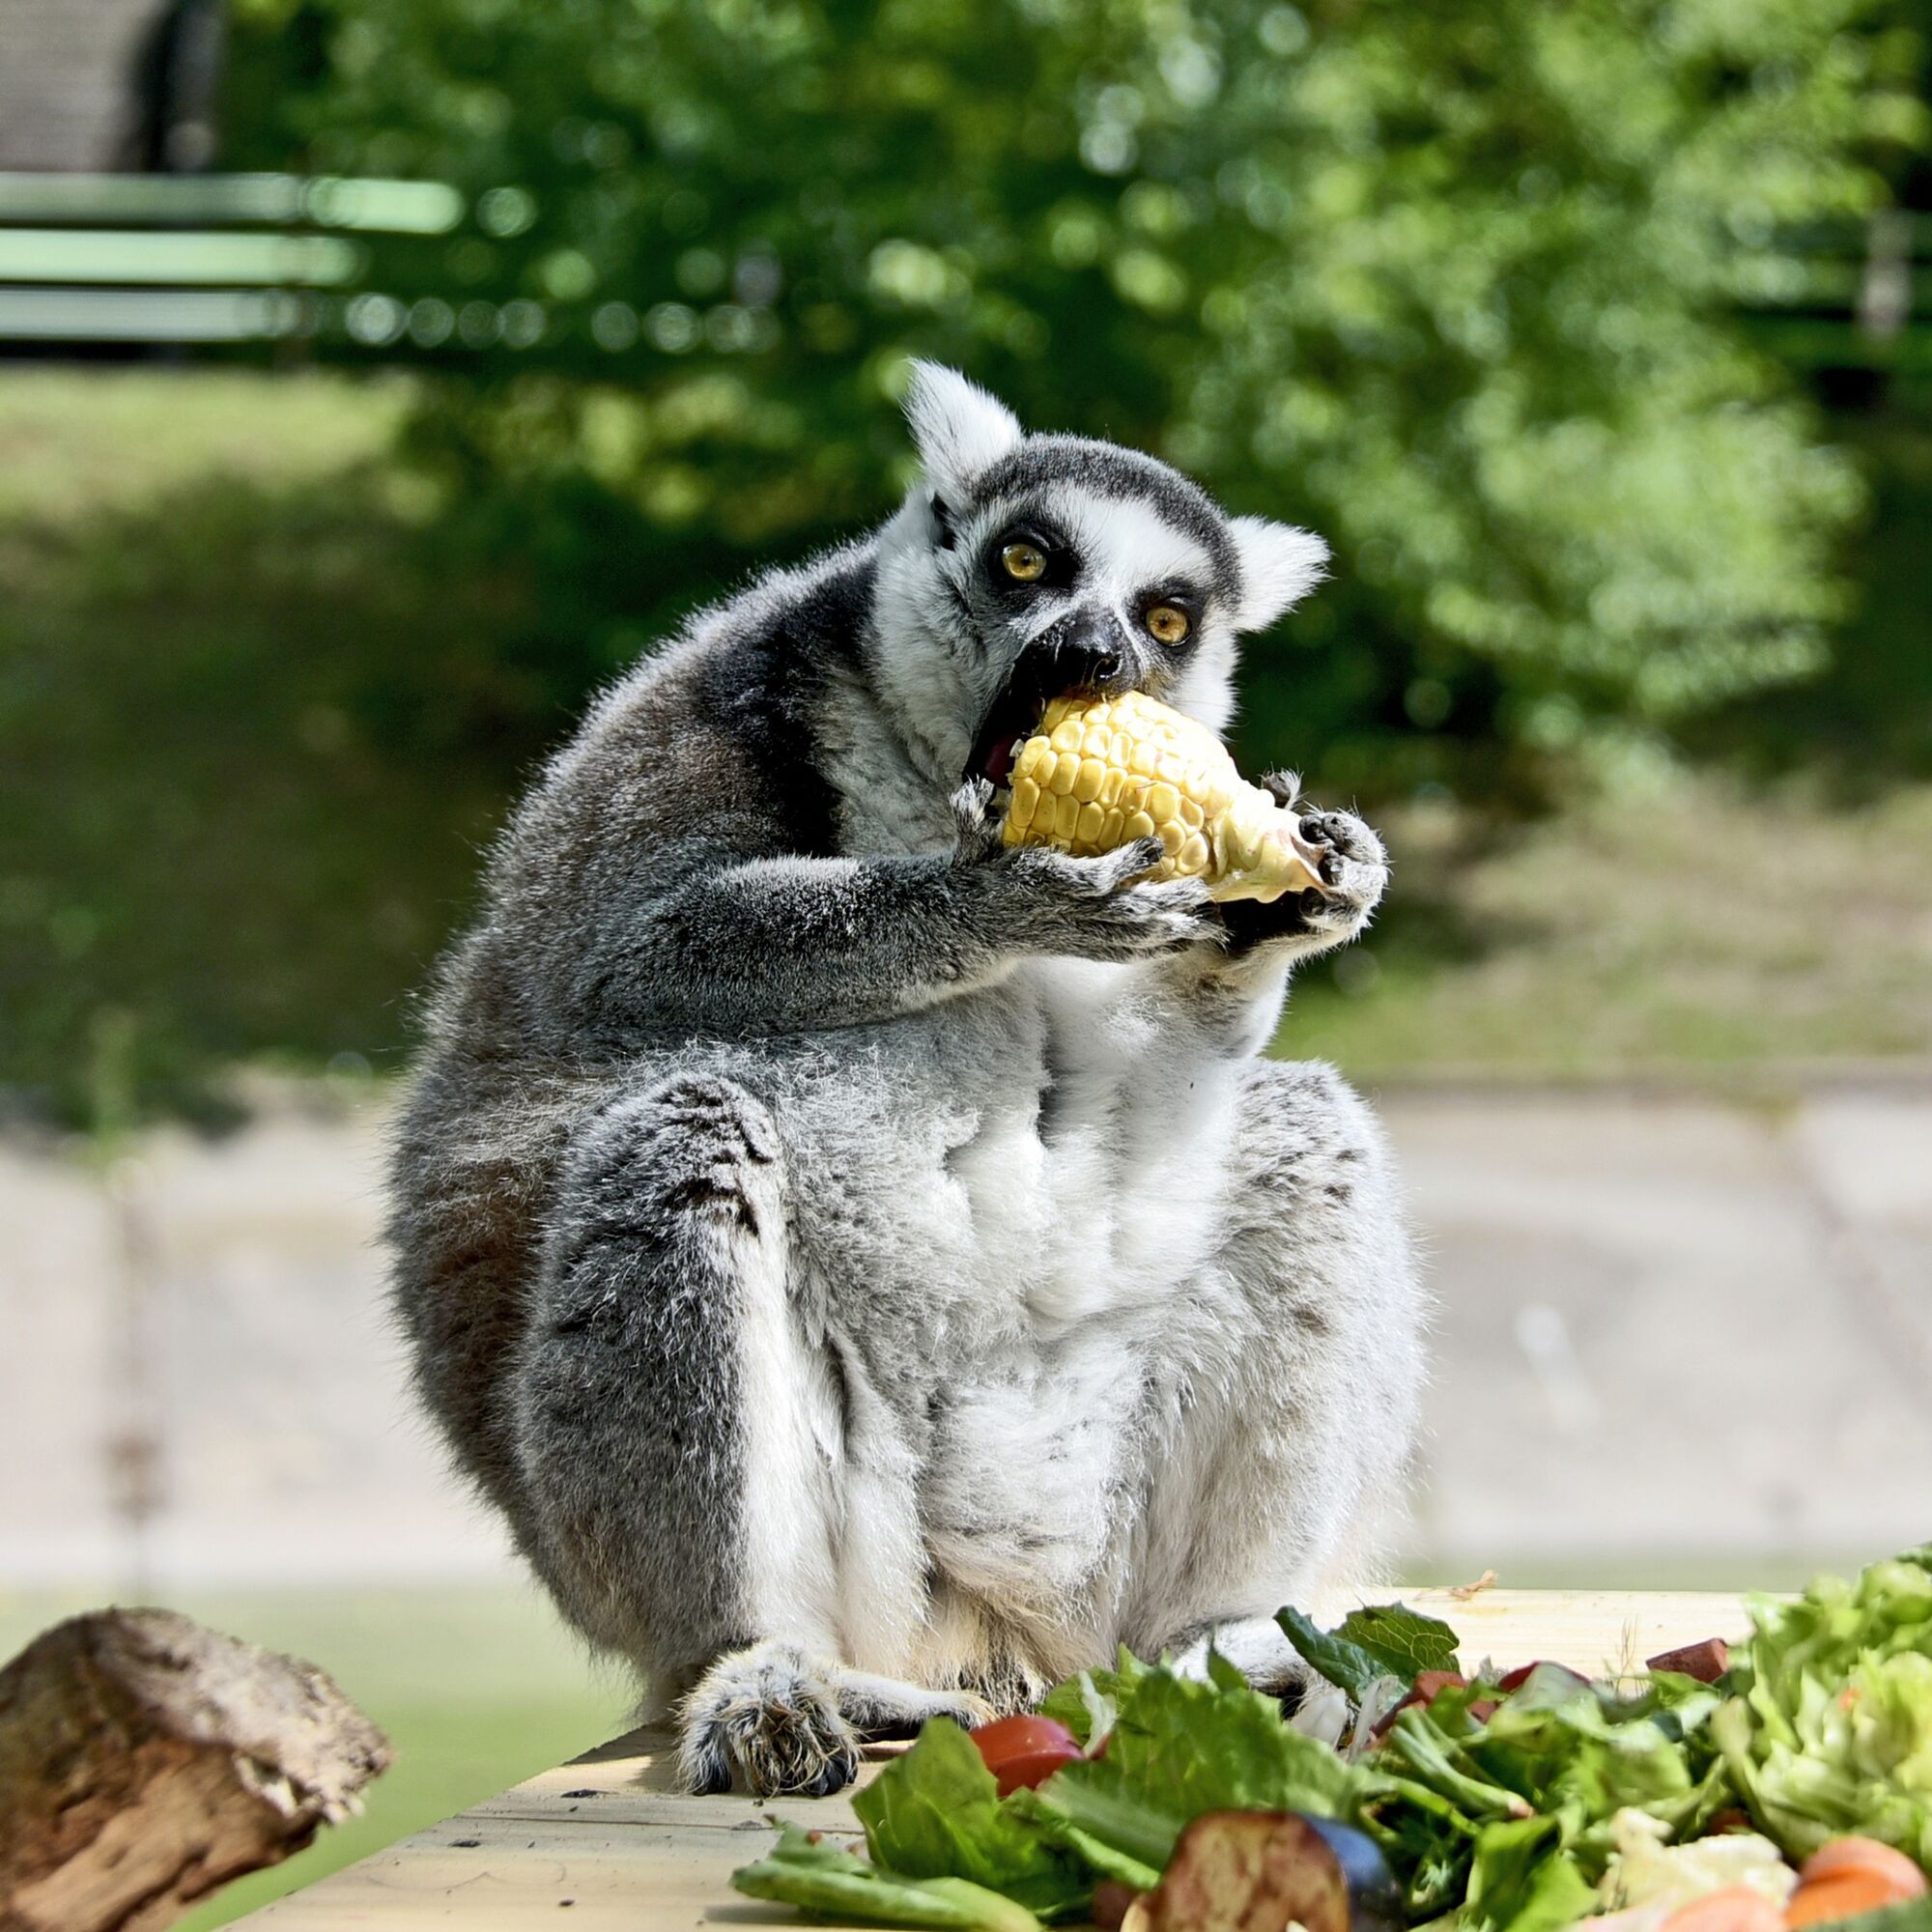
left=227, top=0, right=1926, bottom=797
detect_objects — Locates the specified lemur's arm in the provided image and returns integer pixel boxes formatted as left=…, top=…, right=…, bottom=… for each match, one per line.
left=498, top=788, right=1215, bottom=1043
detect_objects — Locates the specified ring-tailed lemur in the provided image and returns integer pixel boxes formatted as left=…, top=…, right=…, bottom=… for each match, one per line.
left=389, top=365, right=1425, bottom=1798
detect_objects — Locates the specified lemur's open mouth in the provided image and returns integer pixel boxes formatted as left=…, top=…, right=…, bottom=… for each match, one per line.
left=970, top=626, right=1144, bottom=789
left=970, top=668, right=1126, bottom=789
left=967, top=683, right=1054, bottom=790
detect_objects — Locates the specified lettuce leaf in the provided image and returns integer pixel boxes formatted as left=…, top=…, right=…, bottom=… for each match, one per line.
left=1338, top=1605, right=1464, bottom=1682
left=1466, top=1684, right=1700, bottom=1825
left=1038, top=1647, right=1151, bottom=1748
left=1279, top=1605, right=1394, bottom=1700
left=1831, top=1902, right=1932, bottom=1932
left=1463, top=1815, right=1598, bottom=1932
left=1720, top=1548, right=1932, bottom=1866
left=732, top=1825, right=1046, bottom=1932
left=851, top=1719, right=1088, bottom=1918
left=1023, top=1652, right=1362, bottom=1872
left=1278, top=1601, right=1463, bottom=1699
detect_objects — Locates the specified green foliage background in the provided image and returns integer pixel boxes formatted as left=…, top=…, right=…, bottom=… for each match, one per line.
left=5, top=0, right=1932, bottom=1124
left=230, top=0, right=1924, bottom=796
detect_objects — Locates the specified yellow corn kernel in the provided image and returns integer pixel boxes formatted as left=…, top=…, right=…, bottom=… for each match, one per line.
left=997, top=690, right=1325, bottom=904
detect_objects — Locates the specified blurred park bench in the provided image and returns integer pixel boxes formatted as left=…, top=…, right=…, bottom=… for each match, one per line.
left=1, top=170, right=1926, bottom=371
left=0, top=171, right=460, bottom=348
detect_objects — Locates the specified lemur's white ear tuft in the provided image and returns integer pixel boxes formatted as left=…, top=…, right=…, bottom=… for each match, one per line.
left=903, top=361, right=1023, bottom=502
left=1229, top=516, right=1330, bottom=630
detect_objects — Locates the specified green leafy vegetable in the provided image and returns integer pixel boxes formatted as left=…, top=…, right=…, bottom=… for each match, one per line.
left=1338, top=1605, right=1464, bottom=1683
left=732, top=1825, right=1045, bottom=1932
left=1038, top=1648, right=1150, bottom=1748
left=1463, top=1815, right=1598, bottom=1932
left=732, top=1554, right=1932, bottom=1932
left=851, top=1719, right=1087, bottom=1918
left=1719, top=1548, right=1932, bottom=1867
left=1279, top=1601, right=1463, bottom=1702
left=1383, top=1709, right=1537, bottom=1821
left=1831, top=1902, right=1932, bottom=1932
left=1468, top=1684, right=1702, bottom=1828
left=1280, top=1605, right=1397, bottom=1701
left=1025, top=1653, right=1361, bottom=1873
left=1355, top=1769, right=1484, bottom=1917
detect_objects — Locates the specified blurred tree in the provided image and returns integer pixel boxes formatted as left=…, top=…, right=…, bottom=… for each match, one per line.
left=224, top=0, right=1926, bottom=797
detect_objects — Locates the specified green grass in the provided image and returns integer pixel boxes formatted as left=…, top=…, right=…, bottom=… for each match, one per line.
left=0, top=1584, right=620, bottom=1927
left=1278, top=780, right=1932, bottom=1081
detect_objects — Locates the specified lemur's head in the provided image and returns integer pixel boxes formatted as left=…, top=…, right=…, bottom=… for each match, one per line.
left=870, top=362, right=1327, bottom=791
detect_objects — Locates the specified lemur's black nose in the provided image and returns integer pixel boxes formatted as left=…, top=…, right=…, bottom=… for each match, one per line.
left=1044, top=607, right=1138, bottom=695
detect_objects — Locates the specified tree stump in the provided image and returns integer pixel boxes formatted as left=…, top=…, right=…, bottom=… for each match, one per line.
left=0, top=1607, right=391, bottom=1932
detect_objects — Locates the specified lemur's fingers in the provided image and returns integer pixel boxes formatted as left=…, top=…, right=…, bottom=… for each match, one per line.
left=1259, top=769, right=1304, bottom=811
left=1295, top=810, right=1387, bottom=923
left=1295, top=808, right=1384, bottom=877
left=677, top=1641, right=859, bottom=1798
left=1077, top=875, right=1224, bottom=960
left=834, top=1669, right=993, bottom=1741
left=949, top=776, right=1005, bottom=861
left=1018, top=835, right=1165, bottom=898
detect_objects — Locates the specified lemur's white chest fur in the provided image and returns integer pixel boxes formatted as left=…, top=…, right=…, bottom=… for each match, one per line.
left=816, top=676, right=1242, bottom=1333
left=794, top=685, right=1257, bottom=1667
left=944, top=955, right=1244, bottom=1325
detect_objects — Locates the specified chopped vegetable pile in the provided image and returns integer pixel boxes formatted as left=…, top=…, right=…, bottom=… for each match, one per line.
left=732, top=1548, right=1932, bottom=1932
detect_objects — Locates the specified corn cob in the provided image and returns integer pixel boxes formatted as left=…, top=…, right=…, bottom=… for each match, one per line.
left=1000, top=691, right=1327, bottom=903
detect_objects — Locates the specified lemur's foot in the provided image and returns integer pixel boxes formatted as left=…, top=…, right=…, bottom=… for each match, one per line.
left=678, top=1642, right=859, bottom=1797
left=836, top=1669, right=994, bottom=1742
left=677, top=1645, right=990, bottom=1794
left=1169, top=1616, right=1315, bottom=1709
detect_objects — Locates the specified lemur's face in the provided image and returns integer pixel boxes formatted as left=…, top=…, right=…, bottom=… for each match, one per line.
left=873, top=365, right=1329, bottom=791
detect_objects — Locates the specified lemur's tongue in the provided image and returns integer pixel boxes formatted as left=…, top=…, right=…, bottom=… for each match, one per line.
left=982, top=735, right=1021, bottom=788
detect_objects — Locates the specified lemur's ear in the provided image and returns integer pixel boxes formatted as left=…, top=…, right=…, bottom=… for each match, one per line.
left=904, top=361, right=1023, bottom=505
left=1229, top=516, right=1330, bottom=630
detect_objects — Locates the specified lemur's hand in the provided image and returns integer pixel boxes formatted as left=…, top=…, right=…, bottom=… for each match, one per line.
left=1218, top=781, right=1388, bottom=958
left=951, top=781, right=1220, bottom=963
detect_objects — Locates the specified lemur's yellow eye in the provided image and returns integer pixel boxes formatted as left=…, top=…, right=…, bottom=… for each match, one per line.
left=1146, top=604, right=1190, bottom=645
left=1002, top=542, right=1047, bottom=582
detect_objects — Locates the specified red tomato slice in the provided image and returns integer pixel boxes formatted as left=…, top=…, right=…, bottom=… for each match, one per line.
left=969, top=1715, right=1082, bottom=1796
left=988, top=1747, right=1082, bottom=1796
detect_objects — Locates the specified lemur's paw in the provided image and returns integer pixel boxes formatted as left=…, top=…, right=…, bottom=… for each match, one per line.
left=677, top=1642, right=860, bottom=1798
left=1296, top=807, right=1387, bottom=935
left=1223, top=790, right=1386, bottom=954
left=1168, top=1619, right=1316, bottom=1709
left=1009, top=840, right=1222, bottom=961
left=835, top=1670, right=994, bottom=1742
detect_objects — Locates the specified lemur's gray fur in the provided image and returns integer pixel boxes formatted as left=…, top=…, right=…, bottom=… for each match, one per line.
left=389, top=366, right=1426, bottom=1799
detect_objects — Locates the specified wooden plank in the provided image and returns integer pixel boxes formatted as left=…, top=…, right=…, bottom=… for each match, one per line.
left=1391, top=1588, right=1751, bottom=1679
left=234, top=1591, right=1752, bottom=1929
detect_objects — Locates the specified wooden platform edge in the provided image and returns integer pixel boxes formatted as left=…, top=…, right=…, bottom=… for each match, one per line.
left=229, top=1589, right=1753, bottom=1928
